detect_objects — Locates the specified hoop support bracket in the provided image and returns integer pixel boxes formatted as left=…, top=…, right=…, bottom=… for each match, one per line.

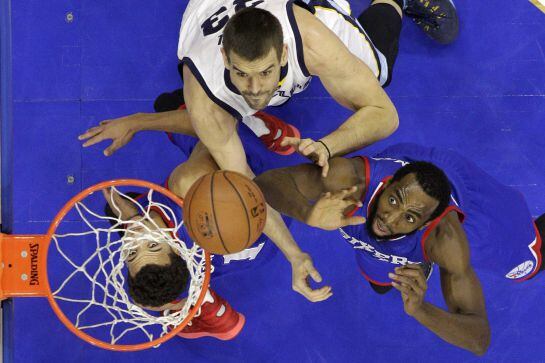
left=0, top=233, right=49, bottom=299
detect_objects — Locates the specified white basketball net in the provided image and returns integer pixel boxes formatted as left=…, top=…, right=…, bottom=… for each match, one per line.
left=48, top=186, right=209, bottom=346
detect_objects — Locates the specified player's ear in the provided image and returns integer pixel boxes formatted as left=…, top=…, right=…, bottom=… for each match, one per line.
left=280, top=44, right=288, bottom=67
left=221, top=48, right=230, bottom=69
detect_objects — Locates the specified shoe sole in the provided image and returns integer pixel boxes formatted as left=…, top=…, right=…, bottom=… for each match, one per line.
left=176, top=313, right=246, bottom=341
left=406, top=0, right=459, bottom=45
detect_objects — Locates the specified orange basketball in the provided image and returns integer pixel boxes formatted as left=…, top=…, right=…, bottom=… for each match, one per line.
left=183, top=170, right=267, bottom=255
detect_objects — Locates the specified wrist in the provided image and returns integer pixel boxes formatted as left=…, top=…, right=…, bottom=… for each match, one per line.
left=317, top=139, right=331, bottom=159
left=320, top=136, right=337, bottom=158
left=132, top=112, right=154, bottom=132
left=409, top=302, right=428, bottom=319
left=287, top=250, right=306, bottom=264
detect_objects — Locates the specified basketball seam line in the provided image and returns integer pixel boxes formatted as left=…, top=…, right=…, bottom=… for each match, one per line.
left=223, top=172, right=251, bottom=250
left=187, top=176, right=207, bottom=246
left=211, top=172, right=231, bottom=254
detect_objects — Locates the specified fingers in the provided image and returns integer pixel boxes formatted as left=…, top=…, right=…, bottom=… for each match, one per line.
left=78, top=126, right=104, bottom=142
left=304, top=259, right=323, bottom=283
left=296, top=138, right=314, bottom=155
left=317, top=150, right=329, bottom=178
left=330, top=186, right=360, bottom=203
left=342, top=216, right=366, bottom=226
left=81, top=133, right=107, bottom=148
left=101, top=188, right=111, bottom=200
left=282, top=138, right=331, bottom=178
left=332, top=186, right=357, bottom=198
left=343, top=198, right=363, bottom=208
left=280, top=136, right=299, bottom=147
left=401, top=263, right=423, bottom=271
left=321, top=160, right=330, bottom=178
left=394, top=265, right=427, bottom=290
left=318, top=187, right=362, bottom=211
left=103, top=141, right=121, bottom=157
left=389, top=271, right=425, bottom=296
left=293, top=282, right=333, bottom=302
left=391, top=281, right=413, bottom=296
left=291, top=255, right=333, bottom=302
left=99, top=119, right=112, bottom=126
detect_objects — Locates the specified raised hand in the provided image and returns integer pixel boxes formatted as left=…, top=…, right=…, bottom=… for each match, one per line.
left=102, top=187, right=140, bottom=220
left=280, top=137, right=331, bottom=177
left=306, top=186, right=365, bottom=230
left=389, top=264, right=428, bottom=317
left=289, top=252, right=333, bottom=302
left=78, top=114, right=145, bottom=156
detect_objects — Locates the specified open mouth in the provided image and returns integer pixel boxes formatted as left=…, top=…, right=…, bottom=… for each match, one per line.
left=373, top=217, right=389, bottom=236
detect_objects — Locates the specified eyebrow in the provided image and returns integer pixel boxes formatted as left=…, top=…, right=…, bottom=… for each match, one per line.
left=233, top=64, right=275, bottom=74
left=395, top=189, right=423, bottom=218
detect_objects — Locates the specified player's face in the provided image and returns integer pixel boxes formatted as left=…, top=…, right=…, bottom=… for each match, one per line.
left=368, top=174, right=439, bottom=238
left=125, top=240, right=174, bottom=277
left=223, top=46, right=287, bottom=110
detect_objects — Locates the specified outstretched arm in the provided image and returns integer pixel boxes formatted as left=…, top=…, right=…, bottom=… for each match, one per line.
left=79, top=109, right=197, bottom=156
left=390, top=212, right=490, bottom=355
left=254, top=157, right=366, bottom=229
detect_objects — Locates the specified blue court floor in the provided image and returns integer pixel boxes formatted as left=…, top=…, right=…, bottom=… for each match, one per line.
left=5, top=0, right=545, bottom=362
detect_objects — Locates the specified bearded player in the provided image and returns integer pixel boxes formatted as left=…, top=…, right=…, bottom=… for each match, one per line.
left=253, top=143, right=544, bottom=355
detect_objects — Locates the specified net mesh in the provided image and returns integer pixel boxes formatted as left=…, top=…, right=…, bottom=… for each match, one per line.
left=47, top=186, right=209, bottom=346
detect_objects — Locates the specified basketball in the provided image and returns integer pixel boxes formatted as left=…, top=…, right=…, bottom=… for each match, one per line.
left=183, top=170, right=267, bottom=254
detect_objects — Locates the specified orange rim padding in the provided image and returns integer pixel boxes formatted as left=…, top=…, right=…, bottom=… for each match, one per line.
left=0, top=179, right=211, bottom=351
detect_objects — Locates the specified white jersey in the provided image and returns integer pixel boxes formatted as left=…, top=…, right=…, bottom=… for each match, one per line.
left=178, top=0, right=387, bottom=119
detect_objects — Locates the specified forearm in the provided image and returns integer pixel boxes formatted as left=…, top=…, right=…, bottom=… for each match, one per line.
left=207, top=146, right=254, bottom=177
left=198, top=131, right=306, bottom=260
left=132, top=110, right=197, bottom=136
left=254, top=170, right=313, bottom=223
left=320, top=105, right=398, bottom=157
left=263, top=206, right=306, bottom=262
left=412, top=303, right=490, bottom=355
left=211, top=154, right=308, bottom=261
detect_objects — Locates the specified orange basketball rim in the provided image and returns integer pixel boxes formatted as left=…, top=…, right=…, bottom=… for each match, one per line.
left=0, top=179, right=211, bottom=351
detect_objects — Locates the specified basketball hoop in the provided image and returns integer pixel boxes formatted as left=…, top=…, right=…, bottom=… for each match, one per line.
left=0, top=179, right=211, bottom=351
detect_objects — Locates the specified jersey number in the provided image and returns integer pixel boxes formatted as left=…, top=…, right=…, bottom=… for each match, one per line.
left=201, top=0, right=265, bottom=37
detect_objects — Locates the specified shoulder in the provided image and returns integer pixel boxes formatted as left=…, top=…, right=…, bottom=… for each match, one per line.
left=291, top=3, right=340, bottom=75
left=182, top=65, right=233, bottom=121
left=292, top=4, right=322, bottom=39
left=426, top=211, right=470, bottom=273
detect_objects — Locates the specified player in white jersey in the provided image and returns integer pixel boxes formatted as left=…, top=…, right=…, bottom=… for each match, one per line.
left=86, top=0, right=459, bottom=309
left=174, top=0, right=458, bottom=180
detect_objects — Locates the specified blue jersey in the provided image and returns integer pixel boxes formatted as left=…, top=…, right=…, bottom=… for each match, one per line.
left=341, top=143, right=542, bottom=284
